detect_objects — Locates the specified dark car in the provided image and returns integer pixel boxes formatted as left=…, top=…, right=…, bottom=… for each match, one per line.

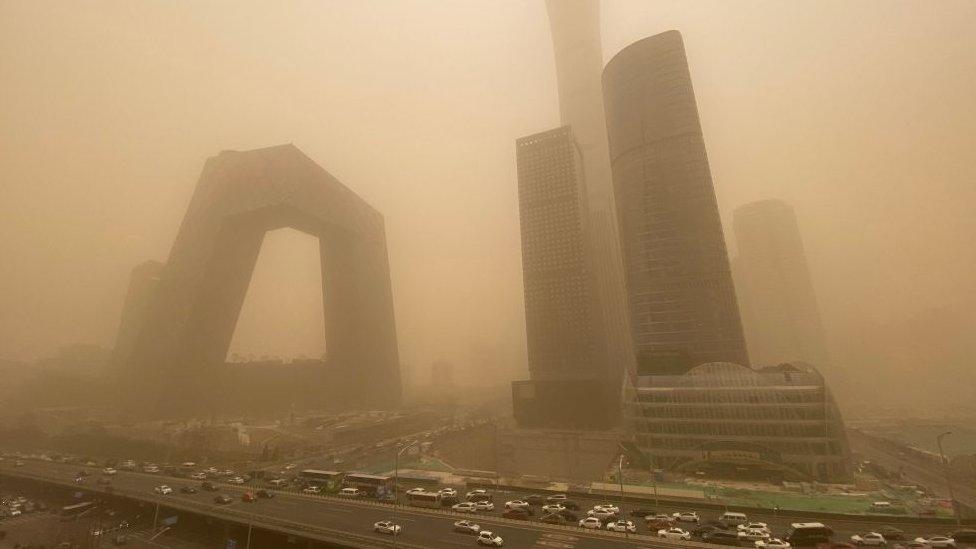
left=526, top=494, right=545, bottom=506
left=557, top=509, right=578, bottom=522
left=630, top=507, right=657, bottom=518
left=560, top=500, right=581, bottom=511
left=503, top=508, right=532, bottom=520
left=201, top=481, right=218, bottom=492
left=440, top=495, right=459, bottom=506
left=877, top=526, right=904, bottom=540
left=950, top=530, right=976, bottom=544
left=539, top=513, right=571, bottom=525
left=180, top=486, right=197, bottom=494
left=693, top=525, right=724, bottom=539
left=256, top=489, right=274, bottom=499
left=214, top=495, right=233, bottom=504
left=702, top=531, right=742, bottom=546
left=468, top=493, right=493, bottom=503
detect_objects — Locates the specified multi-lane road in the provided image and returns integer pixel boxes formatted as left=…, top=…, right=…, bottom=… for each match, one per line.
left=1, top=459, right=969, bottom=549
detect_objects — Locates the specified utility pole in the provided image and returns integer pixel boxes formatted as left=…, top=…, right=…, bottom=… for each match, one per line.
left=936, top=431, right=961, bottom=526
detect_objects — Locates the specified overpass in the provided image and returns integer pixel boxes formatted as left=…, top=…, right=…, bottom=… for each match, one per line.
left=0, top=459, right=682, bottom=549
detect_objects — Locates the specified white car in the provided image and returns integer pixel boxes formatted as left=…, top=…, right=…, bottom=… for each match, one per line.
left=466, top=489, right=489, bottom=499
left=284, top=463, right=297, bottom=470
left=547, top=494, right=568, bottom=502
left=227, top=476, right=245, bottom=484
left=406, top=487, right=427, bottom=496
left=477, top=530, right=504, bottom=546
left=339, top=487, right=363, bottom=497
left=658, top=527, right=692, bottom=541
left=473, top=500, right=495, bottom=512
left=505, top=500, right=529, bottom=510
left=606, top=520, right=637, bottom=533
left=143, top=465, right=159, bottom=473
left=154, top=485, right=173, bottom=495
left=453, top=502, right=478, bottom=513
left=739, top=528, right=772, bottom=541
left=440, top=487, right=458, bottom=497
left=672, top=511, right=700, bottom=523
left=454, top=520, right=480, bottom=534
left=7, top=508, right=22, bottom=517
left=190, top=472, right=207, bottom=480
left=914, top=536, right=956, bottom=548
left=851, top=533, right=887, bottom=546
left=579, top=517, right=603, bottom=529
left=543, top=503, right=566, bottom=514
left=587, top=507, right=617, bottom=520
left=373, top=521, right=401, bottom=535
left=205, top=466, right=218, bottom=474
left=595, top=503, right=621, bottom=513
left=102, top=467, right=117, bottom=475
left=739, top=522, right=771, bottom=533
left=302, top=486, right=321, bottom=494
left=756, top=538, right=791, bottom=549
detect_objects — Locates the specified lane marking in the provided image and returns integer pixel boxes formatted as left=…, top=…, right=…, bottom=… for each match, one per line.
left=535, top=540, right=575, bottom=548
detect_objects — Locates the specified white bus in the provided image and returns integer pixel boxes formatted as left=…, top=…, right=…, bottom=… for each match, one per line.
left=406, top=491, right=442, bottom=508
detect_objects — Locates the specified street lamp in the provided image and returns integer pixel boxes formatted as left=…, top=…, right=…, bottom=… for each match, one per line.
left=392, top=440, right=419, bottom=548
left=618, top=452, right=629, bottom=539
left=936, top=431, right=961, bottom=526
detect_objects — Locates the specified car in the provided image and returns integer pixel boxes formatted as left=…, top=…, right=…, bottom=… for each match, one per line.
left=542, top=504, right=566, bottom=514
left=587, top=507, right=617, bottom=520
left=406, top=487, right=427, bottom=496
left=851, top=533, right=887, bottom=546
left=303, top=486, right=321, bottom=494
left=439, top=487, right=458, bottom=497
left=606, top=520, right=637, bottom=533
left=102, top=467, right=117, bottom=475
left=914, top=536, right=955, bottom=548
left=755, top=538, right=791, bottom=549
left=673, top=511, right=700, bottom=523
left=454, top=520, right=481, bottom=534
left=373, top=520, right=401, bottom=535
left=284, top=463, right=296, bottom=470
left=453, top=502, right=478, bottom=513
left=556, top=509, right=579, bottom=521
left=704, top=530, right=744, bottom=546
left=256, top=489, right=274, bottom=499
left=242, top=492, right=256, bottom=502
left=739, top=528, right=771, bottom=542
left=339, top=488, right=363, bottom=497
left=190, top=472, right=207, bottom=480
left=949, top=531, right=976, bottom=544
left=695, top=525, right=727, bottom=538
left=505, top=499, right=529, bottom=510
left=738, top=523, right=770, bottom=534
left=8, top=508, right=22, bottom=517
left=473, top=500, right=494, bottom=512
left=659, top=527, right=693, bottom=541
left=630, top=507, right=657, bottom=518
left=539, top=513, right=571, bottom=525
left=526, top=494, right=545, bottom=505
left=201, top=481, right=218, bottom=491
left=876, top=527, right=904, bottom=541
left=595, top=503, right=620, bottom=513
left=720, top=512, right=750, bottom=527
left=214, top=494, right=233, bottom=504
left=74, top=476, right=86, bottom=483
left=503, top=507, right=532, bottom=520
left=227, top=476, right=245, bottom=484
left=579, top=517, right=603, bottom=529
left=205, top=466, right=218, bottom=474
left=180, top=486, right=197, bottom=494
left=546, top=494, right=568, bottom=503
left=154, top=485, right=173, bottom=495
left=646, top=513, right=675, bottom=528
left=466, top=489, right=489, bottom=499
left=14, top=460, right=24, bottom=467
left=560, top=499, right=581, bottom=510
left=476, top=530, right=504, bottom=546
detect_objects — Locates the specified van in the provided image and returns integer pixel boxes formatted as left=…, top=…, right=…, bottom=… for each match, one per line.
left=784, top=522, right=833, bottom=545
left=718, top=512, right=748, bottom=526
left=268, top=478, right=287, bottom=488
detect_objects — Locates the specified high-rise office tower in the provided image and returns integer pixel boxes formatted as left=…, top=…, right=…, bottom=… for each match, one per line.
left=603, top=31, right=749, bottom=372
left=732, top=199, right=833, bottom=374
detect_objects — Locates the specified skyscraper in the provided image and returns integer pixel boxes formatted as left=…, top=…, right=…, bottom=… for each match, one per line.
left=603, top=31, right=749, bottom=372
left=732, top=199, right=833, bottom=374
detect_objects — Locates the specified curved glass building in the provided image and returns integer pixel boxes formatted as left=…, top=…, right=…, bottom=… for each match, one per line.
left=629, top=362, right=852, bottom=483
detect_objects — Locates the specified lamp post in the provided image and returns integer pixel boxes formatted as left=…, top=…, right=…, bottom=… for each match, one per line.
left=392, top=440, right=418, bottom=549
left=618, top=453, right=629, bottom=538
left=936, top=431, right=961, bottom=526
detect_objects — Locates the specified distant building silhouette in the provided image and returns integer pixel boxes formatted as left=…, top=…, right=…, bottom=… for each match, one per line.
left=732, top=199, right=833, bottom=375
left=603, top=31, right=749, bottom=373
left=116, top=145, right=401, bottom=417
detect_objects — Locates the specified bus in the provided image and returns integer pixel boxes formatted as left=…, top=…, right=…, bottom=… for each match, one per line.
left=300, top=469, right=343, bottom=490
left=783, top=522, right=833, bottom=546
left=60, top=501, right=96, bottom=521
left=343, top=473, right=392, bottom=496
left=405, top=491, right=442, bottom=508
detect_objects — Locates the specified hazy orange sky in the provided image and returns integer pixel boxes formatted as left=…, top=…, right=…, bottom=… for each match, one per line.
left=2, top=1, right=974, bottom=405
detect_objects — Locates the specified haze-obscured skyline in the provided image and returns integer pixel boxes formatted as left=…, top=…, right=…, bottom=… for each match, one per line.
left=2, top=0, right=974, bottom=407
